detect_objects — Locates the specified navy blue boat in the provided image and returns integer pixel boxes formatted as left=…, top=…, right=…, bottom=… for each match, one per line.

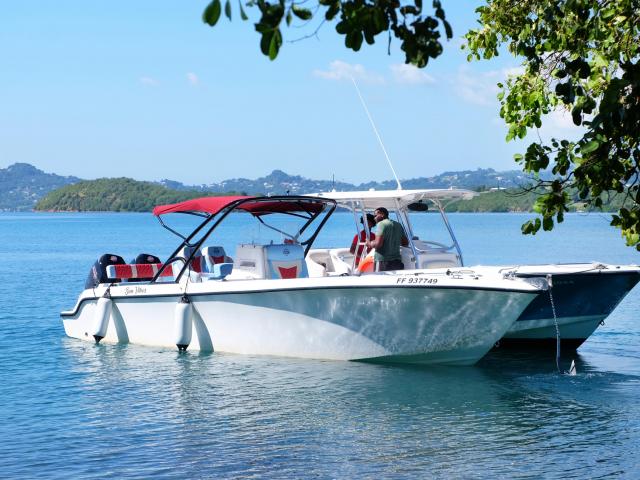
left=498, top=264, right=640, bottom=349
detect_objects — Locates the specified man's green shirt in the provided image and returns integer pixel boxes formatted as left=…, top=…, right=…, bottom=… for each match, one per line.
left=374, top=219, right=403, bottom=262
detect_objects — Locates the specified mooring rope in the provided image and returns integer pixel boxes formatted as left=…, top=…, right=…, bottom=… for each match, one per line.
left=547, top=274, right=561, bottom=373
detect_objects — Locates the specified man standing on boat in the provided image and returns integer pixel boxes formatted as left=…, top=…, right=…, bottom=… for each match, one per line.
left=366, top=207, right=408, bottom=271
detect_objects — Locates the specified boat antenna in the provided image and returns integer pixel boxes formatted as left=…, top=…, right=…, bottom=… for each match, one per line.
left=350, top=75, right=402, bottom=190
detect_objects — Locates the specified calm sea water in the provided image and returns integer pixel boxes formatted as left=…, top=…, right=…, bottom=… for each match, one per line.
left=1, top=212, right=639, bottom=479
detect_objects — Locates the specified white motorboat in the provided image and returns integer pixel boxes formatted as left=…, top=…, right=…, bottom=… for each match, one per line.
left=61, top=195, right=546, bottom=366
left=311, top=189, right=640, bottom=350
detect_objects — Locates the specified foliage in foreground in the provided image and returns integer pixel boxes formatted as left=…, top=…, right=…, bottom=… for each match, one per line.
left=465, top=0, right=640, bottom=250
left=34, top=178, right=236, bottom=212
left=203, top=0, right=452, bottom=67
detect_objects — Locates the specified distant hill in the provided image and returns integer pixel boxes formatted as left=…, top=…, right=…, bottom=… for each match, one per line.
left=159, top=168, right=535, bottom=196
left=25, top=164, right=625, bottom=214
left=3, top=162, right=545, bottom=212
left=446, top=189, right=542, bottom=213
left=0, top=163, right=80, bottom=211
left=445, top=188, right=626, bottom=213
left=34, top=178, right=233, bottom=212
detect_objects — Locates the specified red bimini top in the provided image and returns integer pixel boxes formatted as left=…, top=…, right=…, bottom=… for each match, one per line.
left=152, top=195, right=329, bottom=217
left=152, top=196, right=252, bottom=216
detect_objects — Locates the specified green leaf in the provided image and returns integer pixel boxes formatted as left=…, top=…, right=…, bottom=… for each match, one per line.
left=224, top=0, right=232, bottom=20
left=443, top=19, right=453, bottom=39
left=203, top=0, right=222, bottom=26
left=292, top=5, right=313, bottom=21
left=255, top=22, right=270, bottom=33
left=581, top=140, right=599, bottom=155
left=238, top=0, right=248, bottom=20
left=326, top=3, right=340, bottom=20
left=571, top=109, right=582, bottom=126
left=260, top=30, right=273, bottom=56
left=268, top=28, right=282, bottom=60
left=521, top=218, right=541, bottom=235
left=352, top=30, right=363, bottom=51
left=345, top=31, right=353, bottom=49
left=335, top=21, right=350, bottom=35
left=364, top=27, right=375, bottom=45
left=373, top=9, right=386, bottom=31
left=627, top=232, right=640, bottom=247
left=400, top=6, right=418, bottom=16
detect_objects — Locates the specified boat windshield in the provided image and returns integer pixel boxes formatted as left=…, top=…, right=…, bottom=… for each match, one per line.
left=304, top=192, right=466, bottom=270
left=320, top=198, right=458, bottom=249
left=405, top=210, right=458, bottom=246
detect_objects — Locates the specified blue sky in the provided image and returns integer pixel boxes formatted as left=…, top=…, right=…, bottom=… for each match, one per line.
left=0, top=1, right=580, bottom=185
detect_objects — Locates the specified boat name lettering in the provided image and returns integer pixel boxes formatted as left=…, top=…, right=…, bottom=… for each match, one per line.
left=396, top=277, right=438, bottom=285
left=124, top=286, right=147, bottom=295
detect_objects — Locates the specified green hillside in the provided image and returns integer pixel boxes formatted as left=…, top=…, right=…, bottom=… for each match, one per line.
left=34, top=178, right=238, bottom=212
left=34, top=178, right=631, bottom=213
left=446, top=189, right=539, bottom=212
left=445, top=188, right=629, bottom=213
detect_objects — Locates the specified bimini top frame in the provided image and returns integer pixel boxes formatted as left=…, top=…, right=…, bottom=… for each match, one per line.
left=313, top=188, right=477, bottom=268
left=151, top=195, right=337, bottom=283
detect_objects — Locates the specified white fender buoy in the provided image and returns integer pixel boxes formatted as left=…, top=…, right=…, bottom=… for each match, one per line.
left=174, top=297, right=193, bottom=352
left=92, top=296, right=112, bottom=343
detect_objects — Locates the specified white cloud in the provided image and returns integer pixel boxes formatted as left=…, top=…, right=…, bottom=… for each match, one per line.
left=139, top=76, right=159, bottom=87
left=454, top=66, right=500, bottom=106
left=546, top=108, right=578, bottom=130
left=537, top=108, right=585, bottom=141
left=187, top=72, right=199, bottom=86
left=503, top=66, right=525, bottom=77
left=454, top=65, right=524, bottom=106
left=313, top=60, right=385, bottom=84
left=390, top=64, right=436, bottom=85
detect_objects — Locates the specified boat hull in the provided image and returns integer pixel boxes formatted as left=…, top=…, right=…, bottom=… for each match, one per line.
left=499, top=266, right=640, bottom=349
left=62, top=275, right=540, bottom=366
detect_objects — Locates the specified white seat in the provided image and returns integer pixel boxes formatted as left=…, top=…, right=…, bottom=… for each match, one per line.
left=230, top=243, right=309, bottom=280
left=306, top=249, right=330, bottom=277
left=233, top=244, right=268, bottom=279
left=329, top=248, right=353, bottom=275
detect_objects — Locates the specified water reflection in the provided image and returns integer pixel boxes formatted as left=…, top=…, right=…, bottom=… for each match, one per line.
left=49, top=342, right=640, bottom=478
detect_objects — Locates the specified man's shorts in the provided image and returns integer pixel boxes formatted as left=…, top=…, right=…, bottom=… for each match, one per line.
left=376, top=260, right=404, bottom=272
